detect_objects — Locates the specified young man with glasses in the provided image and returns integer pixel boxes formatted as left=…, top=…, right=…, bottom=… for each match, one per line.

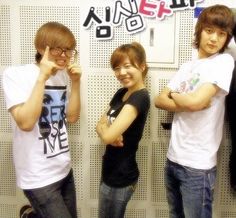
left=3, top=22, right=81, bottom=218
left=155, top=5, right=235, bottom=218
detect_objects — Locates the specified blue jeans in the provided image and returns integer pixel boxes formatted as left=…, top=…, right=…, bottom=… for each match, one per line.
left=165, top=159, right=216, bottom=218
left=98, top=181, right=137, bottom=218
left=23, top=169, right=77, bottom=218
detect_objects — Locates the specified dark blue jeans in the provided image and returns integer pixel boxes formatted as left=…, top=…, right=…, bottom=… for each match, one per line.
left=165, top=159, right=216, bottom=218
left=23, top=169, right=77, bottom=218
left=98, top=181, right=137, bottom=218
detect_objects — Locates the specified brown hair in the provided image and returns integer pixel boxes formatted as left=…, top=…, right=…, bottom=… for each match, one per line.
left=34, top=22, right=76, bottom=63
left=193, top=4, right=234, bottom=53
left=110, top=42, right=148, bottom=78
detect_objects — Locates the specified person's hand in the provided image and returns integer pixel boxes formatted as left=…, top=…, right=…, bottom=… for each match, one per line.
left=110, top=135, right=124, bottom=147
left=203, top=99, right=212, bottom=109
left=38, top=46, right=59, bottom=81
left=67, top=63, right=82, bottom=82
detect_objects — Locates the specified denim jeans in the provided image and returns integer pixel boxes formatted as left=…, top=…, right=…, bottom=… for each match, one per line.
left=165, top=159, right=216, bottom=218
left=98, top=181, right=137, bottom=218
left=23, top=169, right=77, bottom=218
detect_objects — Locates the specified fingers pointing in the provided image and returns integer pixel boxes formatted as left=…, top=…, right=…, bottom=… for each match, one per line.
left=42, top=46, right=50, bottom=61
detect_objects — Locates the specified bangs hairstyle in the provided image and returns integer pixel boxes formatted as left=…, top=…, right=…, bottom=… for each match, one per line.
left=193, top=4, right=234, bottom=53
left=34, top=22, right=76, bottom=63
left=110, top=42, right=148, bottom=78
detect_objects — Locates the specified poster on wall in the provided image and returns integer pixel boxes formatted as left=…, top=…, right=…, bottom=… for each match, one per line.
left=83, top=0, right=204, bottom=68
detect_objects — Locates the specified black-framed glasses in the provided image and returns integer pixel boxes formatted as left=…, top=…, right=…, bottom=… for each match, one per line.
left=50, top=47, right=77, bottom=58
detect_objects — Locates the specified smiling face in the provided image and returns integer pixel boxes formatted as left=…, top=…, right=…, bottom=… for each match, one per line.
left=198, top=26, right=227, bottom=59
left=110, top=42, right=148, bottom=91
left=34, top=22, right=76, bottom=67
left=114, top=58, right=144, bottom=90
left=49, top=48, right=70, bottom=69
left=48, top=47, right=77, bottom=69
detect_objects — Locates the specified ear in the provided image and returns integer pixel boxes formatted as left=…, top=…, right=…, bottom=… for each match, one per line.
left=140, top=63, right=146, bottom=72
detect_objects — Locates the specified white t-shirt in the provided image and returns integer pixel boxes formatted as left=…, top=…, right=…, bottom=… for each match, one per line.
left=3, top=64, right=72, bottom=189
left=167, top=53, right=234, bottom=169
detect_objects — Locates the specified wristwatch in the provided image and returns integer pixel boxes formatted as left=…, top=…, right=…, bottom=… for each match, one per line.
left=168, top=90, right=180, bottom=99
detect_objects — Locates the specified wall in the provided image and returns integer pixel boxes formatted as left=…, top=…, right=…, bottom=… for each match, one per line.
left=0, top=0, right=236, bottom=217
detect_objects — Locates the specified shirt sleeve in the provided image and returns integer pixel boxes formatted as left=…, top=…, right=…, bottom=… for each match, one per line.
left=109, top=88, right=125, bottom=106
left=2, top=67, right=30, bottom=110
left=126, top=89, right=150, bottom=115
left=206, top=53, right=234, bottom=93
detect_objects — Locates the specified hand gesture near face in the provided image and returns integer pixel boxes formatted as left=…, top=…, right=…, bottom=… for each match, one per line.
left=39, top=46, right=60, bottom=81
left=67, top=55, right=82, bottom=82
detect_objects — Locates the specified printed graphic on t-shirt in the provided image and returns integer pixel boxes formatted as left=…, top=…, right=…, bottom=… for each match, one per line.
left=178, top=73, right=200, bottom=93
left=107, top=109, right=116, bottom=124
left=38, top=86, right=69, bottom=158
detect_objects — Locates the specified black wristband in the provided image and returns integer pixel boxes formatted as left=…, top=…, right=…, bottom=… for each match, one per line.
left=168, top=91, right=180, bottom=99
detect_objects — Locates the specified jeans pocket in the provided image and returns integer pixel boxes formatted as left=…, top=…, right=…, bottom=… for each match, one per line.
left=207, top=169, right=216, bottom=190
left=129, top=182, right=137, bottom=192
left=123, top=186, right=134, bottom=202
